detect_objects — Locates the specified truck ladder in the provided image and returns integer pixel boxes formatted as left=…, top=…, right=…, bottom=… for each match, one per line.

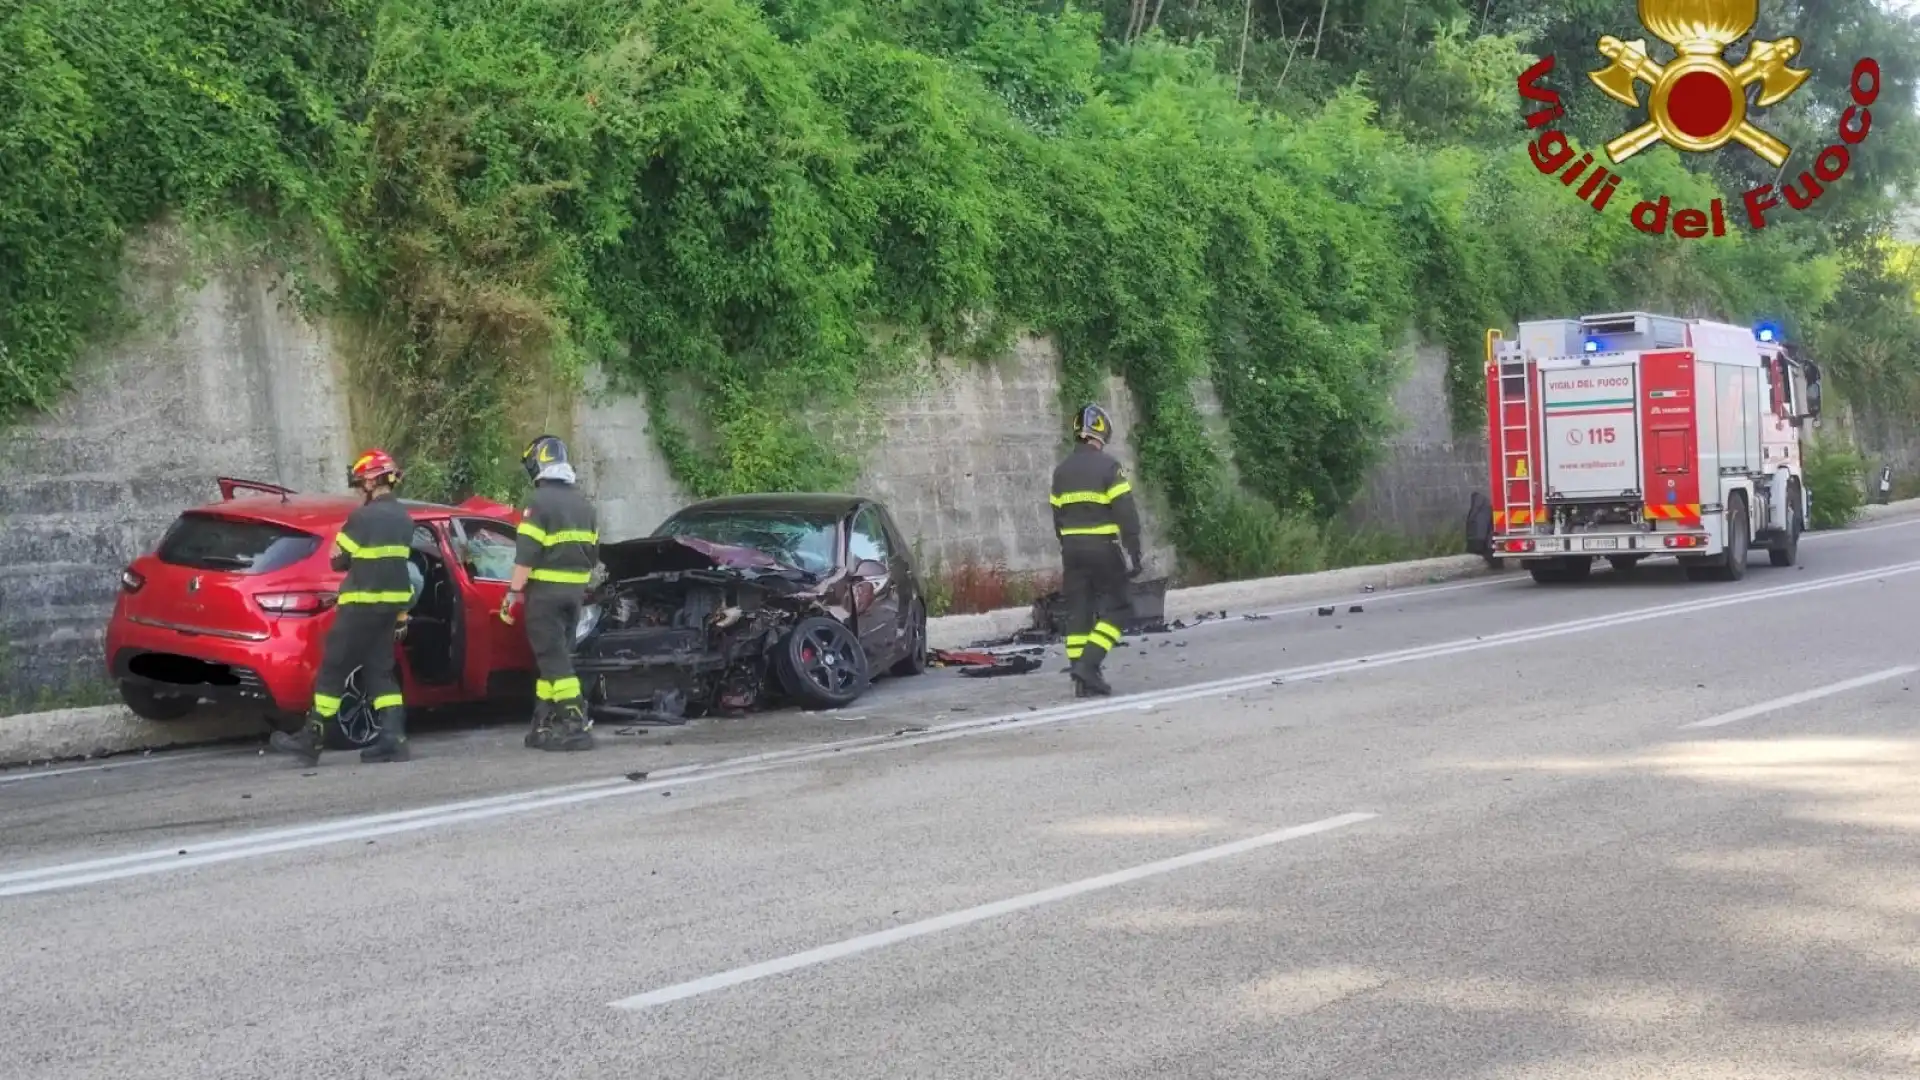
left=1493, top=334, right=1539, bottom=530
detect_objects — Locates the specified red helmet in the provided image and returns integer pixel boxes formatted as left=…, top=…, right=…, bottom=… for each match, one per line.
left=348, top=448, right=402, bottom=488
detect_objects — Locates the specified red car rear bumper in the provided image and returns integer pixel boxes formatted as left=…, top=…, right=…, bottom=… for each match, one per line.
left=105, top=606, right=323, bottom=715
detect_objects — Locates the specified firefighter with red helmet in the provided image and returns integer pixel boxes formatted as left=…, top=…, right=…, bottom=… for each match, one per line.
left=500, top=434, right=600, bottom=752
left=268, top=448, right=416, bottom=766
left=1050, top=404, right=1144, bottom=697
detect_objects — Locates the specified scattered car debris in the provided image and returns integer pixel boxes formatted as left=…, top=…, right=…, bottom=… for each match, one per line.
left=959, top=654, right=1044, bottom=678
left=1317, top=606, right=1335, bottom=616
left=931, top=649, right=1002, bottom=667
left=625, top=771, right=649, bottom=782
left=1242, top=613, right=1271, bottom=621
left=1349, top=605, right=1364, bottom=613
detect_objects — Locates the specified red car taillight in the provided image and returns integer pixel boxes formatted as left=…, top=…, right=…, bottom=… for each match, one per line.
left=255, top=591, right=338, bottom=616
left=121, top=568, right=145, bottom=594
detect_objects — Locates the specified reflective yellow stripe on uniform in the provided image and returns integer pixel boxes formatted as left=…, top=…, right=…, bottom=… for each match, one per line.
left=313, top=693, right=342, bottom=718
left=1059, top=524, right=1120, bottom=536
left=334, top=533, right=407, bottom=559
left=1049, top=481, right=1132, bottom=508
left=516, top=521, right=600, bottom=546
left=337, top=590, right=414, bottom=605
left=1088, top=620, right=1122, bottom=650
left=528, top=568, right=592, bottom=585
left=371, top=693, right=404, bottom=711
left=535, top=677, right=583, bottom=701
left=1064, top=633, right=1088, bottom=661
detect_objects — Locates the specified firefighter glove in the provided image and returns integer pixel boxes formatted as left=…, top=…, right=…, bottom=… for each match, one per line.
left=500, top=589, right=525, bottom=625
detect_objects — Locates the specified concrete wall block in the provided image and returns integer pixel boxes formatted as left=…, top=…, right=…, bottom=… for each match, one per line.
left=0, top=564, right=121, bottom=616
left=6, top=518, right=157, bottom=568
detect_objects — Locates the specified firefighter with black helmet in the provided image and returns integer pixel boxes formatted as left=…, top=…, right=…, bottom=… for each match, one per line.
left=1050, top=404, right=1144, bottom=697
left=269, top=448, right=415, bottom=766
left=501, top=434, right=600, bottom=751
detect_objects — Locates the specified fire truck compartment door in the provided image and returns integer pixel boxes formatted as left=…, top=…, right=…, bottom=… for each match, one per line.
left=1541, top=362, right=1640, bottom=498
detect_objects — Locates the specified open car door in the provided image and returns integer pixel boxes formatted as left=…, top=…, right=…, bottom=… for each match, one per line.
left=448, top=515, right=537, bottom=694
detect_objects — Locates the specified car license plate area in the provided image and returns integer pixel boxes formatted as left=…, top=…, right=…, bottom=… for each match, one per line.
left=1583, top=537, right=1620, bottom=551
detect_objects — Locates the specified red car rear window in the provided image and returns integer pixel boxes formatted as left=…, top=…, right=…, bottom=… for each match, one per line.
left=155, top=513, right=322, bottom=575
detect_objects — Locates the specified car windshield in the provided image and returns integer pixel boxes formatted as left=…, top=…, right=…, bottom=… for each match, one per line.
left=655, top=511, right=839, bottom=576
left=155, top=513, right=321, bottom=575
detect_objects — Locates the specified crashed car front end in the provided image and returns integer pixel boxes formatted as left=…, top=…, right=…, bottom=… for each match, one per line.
left=572, top=536, right=844, bottom=723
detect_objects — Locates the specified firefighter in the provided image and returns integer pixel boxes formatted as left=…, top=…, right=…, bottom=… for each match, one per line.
left=1050, top=404, right=1144, bottom=697
left=268, top=449, right=414, bottom=767
left=500, top=434, right=600, bottom=752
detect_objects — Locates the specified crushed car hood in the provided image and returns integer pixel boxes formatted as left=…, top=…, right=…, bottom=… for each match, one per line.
left=599, top=535, right=803, bottom=581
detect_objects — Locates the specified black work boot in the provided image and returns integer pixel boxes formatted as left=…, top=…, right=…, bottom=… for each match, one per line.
left=268, top=714, right=326, bottom=767
left=524, top=701, right=555, bottom=750
left=541, top=703, right=595, bottom=752
left=1070, top=656, right=1112, bottom=697
left=360, top=707, right=411, bottom=763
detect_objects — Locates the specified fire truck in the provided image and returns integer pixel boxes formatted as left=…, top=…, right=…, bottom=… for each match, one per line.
left=1484, top=311, right=1823, bottom=584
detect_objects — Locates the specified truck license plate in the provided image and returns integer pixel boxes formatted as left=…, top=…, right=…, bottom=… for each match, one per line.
left=1584, top=537, right=1620, bottom=551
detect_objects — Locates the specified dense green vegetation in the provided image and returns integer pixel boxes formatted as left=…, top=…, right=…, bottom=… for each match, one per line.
left=3, top=0, right=1918, bottom=576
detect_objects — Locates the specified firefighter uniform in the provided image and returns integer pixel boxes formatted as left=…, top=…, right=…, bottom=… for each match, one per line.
left=512, top=440, right=600, bottom=751
left=1050, top=407, right=1143, bottom=697
left=270, top=449, right=414, bottom=766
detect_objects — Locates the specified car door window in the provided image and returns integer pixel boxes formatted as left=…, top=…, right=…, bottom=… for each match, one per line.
left=849, top=507, right=892, bottom=567
left=454, top=518, right=520, bottom=582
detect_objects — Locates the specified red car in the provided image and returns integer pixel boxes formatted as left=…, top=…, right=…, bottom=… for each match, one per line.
left=106, top=477, right=538, bottom=746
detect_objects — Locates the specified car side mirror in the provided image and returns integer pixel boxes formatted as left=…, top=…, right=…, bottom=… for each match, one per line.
left=853, top=558, right=887, bottom=580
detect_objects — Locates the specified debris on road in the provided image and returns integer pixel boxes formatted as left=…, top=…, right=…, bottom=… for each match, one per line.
left=958, top=655, right=1044, bottom=678
left=1317, top=606, right=1335, bottom=616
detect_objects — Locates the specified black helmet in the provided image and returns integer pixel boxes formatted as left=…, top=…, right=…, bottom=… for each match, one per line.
left=521, top=434, right=570, bottom=481
left=1075, top=404, right=1113, bottom=444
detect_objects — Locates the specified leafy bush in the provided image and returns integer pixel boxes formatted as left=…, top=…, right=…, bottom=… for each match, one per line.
left=1803, top=438, right=1868, bottom=531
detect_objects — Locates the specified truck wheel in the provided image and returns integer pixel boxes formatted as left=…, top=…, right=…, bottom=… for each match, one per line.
left=1707, top=496, right=1750, bottom=582
left=1769, top=481, right=1803, bottom=567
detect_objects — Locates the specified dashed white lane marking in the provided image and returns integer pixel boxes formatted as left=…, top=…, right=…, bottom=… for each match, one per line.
left=1679, top=665, right=1918, bottom=730
left=4, top=557, right=1919, bottom=898
left=608, top=811, right=1378, bottom=1011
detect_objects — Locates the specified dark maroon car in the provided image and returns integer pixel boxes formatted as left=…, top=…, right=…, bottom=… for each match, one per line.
left=572, top=493, right=929, bottom=722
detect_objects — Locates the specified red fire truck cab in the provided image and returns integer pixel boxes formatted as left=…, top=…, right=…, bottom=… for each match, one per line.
left=1484, top=311, right=1823, bottom=584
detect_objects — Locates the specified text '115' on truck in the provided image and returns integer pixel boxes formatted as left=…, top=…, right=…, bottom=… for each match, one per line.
left=1484, top=311, right=1822, bottom=584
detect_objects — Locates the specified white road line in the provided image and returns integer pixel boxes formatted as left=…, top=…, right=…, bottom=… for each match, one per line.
left=0, top=749, right=234, bottom=787
left=608, top=811, right=1378, bottom=1012
left=1679, top=665, right=1918, bottom=730
left=5, top=558, right=1918, bottom=897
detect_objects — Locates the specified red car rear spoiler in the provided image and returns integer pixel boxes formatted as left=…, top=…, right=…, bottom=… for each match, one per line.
left=215, top=477, right=520, bottom=520
left=217, top=476, right=296, bottom=501
left=458, top=495, right=520, bottom=522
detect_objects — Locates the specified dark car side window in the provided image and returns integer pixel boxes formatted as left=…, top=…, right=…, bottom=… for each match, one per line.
left=155, top=514, right=321, bottom=575
left=849, top=506, right=892, bottom=566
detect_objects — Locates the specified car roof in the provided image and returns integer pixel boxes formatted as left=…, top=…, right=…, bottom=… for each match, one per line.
left=667, top=492, right=873, bottom=518
left=183, top=495, right=509, bottom=532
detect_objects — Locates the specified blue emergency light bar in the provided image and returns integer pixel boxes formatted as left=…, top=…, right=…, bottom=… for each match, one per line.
left=1754, top=322, right=1782, bottom=343
left=1583, top=338, right=1603, bottom=353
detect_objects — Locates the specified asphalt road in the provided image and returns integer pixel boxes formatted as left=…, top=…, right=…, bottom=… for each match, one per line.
left=6, top=516, right=1920, bottom=1079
